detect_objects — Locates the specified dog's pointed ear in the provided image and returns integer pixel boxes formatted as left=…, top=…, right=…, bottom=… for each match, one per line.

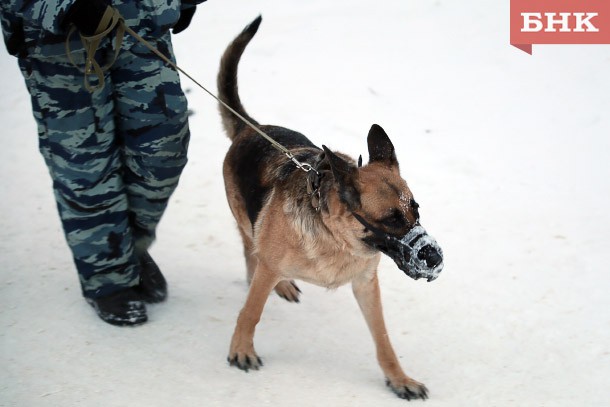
left=367, top=124, right=397, bottom=167
left=322, top=145, right=361, bottom=210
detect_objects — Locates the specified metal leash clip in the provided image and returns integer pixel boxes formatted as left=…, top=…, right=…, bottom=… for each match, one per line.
left=306, top=169, right=323, bottom=212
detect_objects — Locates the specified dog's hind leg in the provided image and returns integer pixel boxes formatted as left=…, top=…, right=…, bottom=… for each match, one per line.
left=237, top=227, right=257, bottom=285
left=274, top=280, right=301, bottom=302
left=228, top=260, right=280, bottom=371
left=352, top=272, right=429, bottom=401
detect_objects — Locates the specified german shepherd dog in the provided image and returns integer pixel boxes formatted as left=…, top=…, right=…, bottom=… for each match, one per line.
left=218, top=16, right=444, bottom=401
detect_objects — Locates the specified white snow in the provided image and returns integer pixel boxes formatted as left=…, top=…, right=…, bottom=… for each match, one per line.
left=1, top=0, right=609, bottom=406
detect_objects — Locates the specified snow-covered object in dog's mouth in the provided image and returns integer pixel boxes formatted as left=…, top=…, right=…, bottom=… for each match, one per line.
left=393, top=225, right=444, bottom=282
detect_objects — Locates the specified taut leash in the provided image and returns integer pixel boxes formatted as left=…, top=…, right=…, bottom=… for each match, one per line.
left=66, top=8, right=319, bottom=176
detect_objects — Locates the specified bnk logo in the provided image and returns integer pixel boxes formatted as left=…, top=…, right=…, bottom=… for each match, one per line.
left=510, top=0, right=610, bottom=54
left=521, top=12, right=599, bottom=32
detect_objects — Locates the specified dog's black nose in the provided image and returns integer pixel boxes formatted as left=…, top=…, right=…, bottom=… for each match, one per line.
left=417, top=244, right=443, bottom=268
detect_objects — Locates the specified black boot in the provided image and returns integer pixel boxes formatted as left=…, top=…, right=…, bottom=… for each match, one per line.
left=137, top=251, right=168, bottom=303
left=86, top=287, right=148, bottom=326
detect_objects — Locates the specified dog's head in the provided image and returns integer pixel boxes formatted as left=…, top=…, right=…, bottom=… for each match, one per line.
left=321, top=124, right=443, bottom=282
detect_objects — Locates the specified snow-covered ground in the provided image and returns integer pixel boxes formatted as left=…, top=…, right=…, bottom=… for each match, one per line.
left=1, top=0, right=609, bottom=406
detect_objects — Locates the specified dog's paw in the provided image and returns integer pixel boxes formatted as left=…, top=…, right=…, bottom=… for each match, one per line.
left=386, top=377, right=429, bottom=401
left=274, top=280, right=301, bottom=303
left=227, top=351, right=263, bottom=372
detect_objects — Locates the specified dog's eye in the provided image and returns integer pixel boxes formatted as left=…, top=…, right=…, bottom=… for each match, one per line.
left=380, top=210, right=406, bottom=229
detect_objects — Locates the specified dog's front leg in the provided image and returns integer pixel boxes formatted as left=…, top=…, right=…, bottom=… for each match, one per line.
left=228, top=262, right=280, bottom=372
left=352, top=272, right=429, bottom=400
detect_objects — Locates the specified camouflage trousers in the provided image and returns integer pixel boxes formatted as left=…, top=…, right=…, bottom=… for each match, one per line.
left=18, top=32, right=190, bottom=298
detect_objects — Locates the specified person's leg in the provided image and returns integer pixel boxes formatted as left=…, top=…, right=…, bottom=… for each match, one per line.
left=18, top=54, right=142, bottom=300
left=111, top=34, right=190, bottom=254
left=110, top=34, right=190, bottom=303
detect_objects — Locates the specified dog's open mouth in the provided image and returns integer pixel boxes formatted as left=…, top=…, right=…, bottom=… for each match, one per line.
left=365, top=225, right=444, bottom=282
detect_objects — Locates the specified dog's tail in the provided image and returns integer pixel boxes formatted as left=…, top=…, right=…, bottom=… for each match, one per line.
left=217, top=15, right=262, bottom=141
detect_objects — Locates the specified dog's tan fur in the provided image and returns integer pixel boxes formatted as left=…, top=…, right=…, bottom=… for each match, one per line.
left=218, top=17, right=429, bottom=400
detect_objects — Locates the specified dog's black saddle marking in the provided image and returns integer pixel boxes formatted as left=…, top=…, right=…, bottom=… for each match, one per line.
left=231, top=126, right=320, bottom=227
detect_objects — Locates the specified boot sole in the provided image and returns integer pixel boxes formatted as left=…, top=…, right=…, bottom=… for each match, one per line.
left=86, top=298, right=148, bottom=327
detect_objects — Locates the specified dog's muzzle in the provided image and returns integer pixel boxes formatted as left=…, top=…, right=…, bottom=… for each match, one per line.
left=386, top=225, right=444, bottom=282
left=356, top=213, right=444, bottom=282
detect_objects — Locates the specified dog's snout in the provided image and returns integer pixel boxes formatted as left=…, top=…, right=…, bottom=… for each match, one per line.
left=417, top=244, right=442, bottom=268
